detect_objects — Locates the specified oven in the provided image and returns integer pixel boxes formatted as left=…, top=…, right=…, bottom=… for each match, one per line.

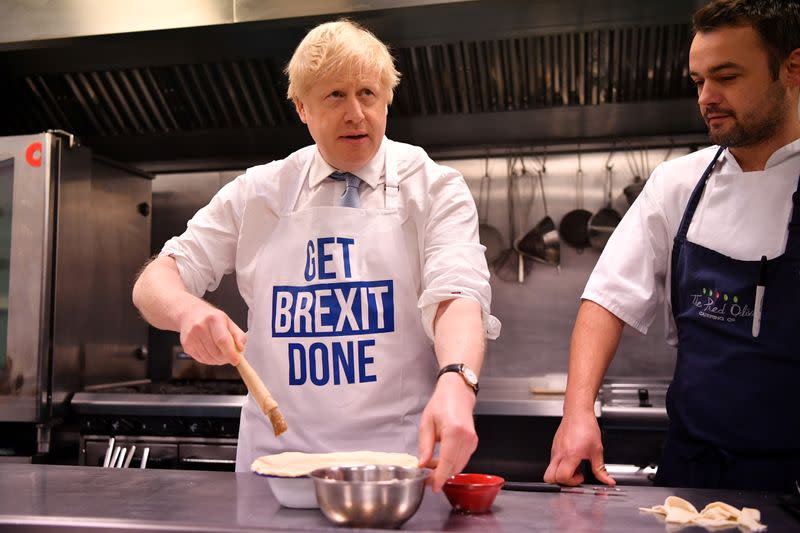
left=0, top=131, right=151, bottom=459
left=73, top=379, right=246, bottom=471
left=600, top=378, right=670, bottom=485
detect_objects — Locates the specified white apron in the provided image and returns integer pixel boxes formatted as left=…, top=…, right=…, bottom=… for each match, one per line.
left=236, top=140, right=437, bottom=471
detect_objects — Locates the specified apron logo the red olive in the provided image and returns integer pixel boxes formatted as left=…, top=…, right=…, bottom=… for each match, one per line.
left=25, top=142, right=42, bottom=167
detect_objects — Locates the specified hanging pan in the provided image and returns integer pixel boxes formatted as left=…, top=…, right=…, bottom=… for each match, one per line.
left=558, top=149, right=593, bottom=250
left=587, top=151, right=622, bottom=250
left=477, top=157, right=504, bottom=263
left=516, top=155, right=560, bottom=268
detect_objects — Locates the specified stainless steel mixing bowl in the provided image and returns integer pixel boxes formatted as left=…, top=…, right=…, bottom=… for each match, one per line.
left=310, top=465, right=429, bottom=528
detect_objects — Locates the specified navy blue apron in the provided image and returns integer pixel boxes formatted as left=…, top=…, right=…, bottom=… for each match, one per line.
left=655, top=146, right=800, bottom=491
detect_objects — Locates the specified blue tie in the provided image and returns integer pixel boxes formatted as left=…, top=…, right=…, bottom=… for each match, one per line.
left=329, top=171, right=362, bottom=208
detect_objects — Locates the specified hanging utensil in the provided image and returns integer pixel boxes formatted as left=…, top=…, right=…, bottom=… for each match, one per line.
left=622, top=141, right=674, bottom=206
left=477, top=156, right=504, bottom=264
left=492, top=157, right=533, bottom=283
left=516, top=151, right=560, bottom=269
left=588, top=150, right=622, bottom=250
left=558, top=149, right=593, bottom=250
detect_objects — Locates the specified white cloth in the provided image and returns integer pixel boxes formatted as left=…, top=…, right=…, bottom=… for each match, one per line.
left=583, top=139, right=800, bottom=344
left=161, top=138, right=500, bottom=341
left=234, top=140, right=436, bottom=470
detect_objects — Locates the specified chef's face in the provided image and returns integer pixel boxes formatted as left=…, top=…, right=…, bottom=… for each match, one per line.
left=294, top=69, right=388, bottom=172
left=689, top=25, right=792, bottom=148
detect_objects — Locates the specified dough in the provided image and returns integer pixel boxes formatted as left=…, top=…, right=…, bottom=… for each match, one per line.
left=251, top=451, right=419, bottom=477
left=639, top=496, right=767, bottom=531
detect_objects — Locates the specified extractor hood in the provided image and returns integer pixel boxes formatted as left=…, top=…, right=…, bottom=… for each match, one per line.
left=0, top=0, right=706, bottom=172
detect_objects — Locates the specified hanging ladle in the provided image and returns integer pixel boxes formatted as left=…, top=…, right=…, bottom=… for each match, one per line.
left=477, top=156, right=505, bottom=264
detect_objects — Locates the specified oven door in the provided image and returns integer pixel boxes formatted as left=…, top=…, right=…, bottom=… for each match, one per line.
left=0, top=133, right=57, bottom=422
left=82, top=436, right=237, bottom=471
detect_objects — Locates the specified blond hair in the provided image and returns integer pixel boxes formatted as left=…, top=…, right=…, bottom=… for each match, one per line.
left=285, top=19, right=400, bottom=104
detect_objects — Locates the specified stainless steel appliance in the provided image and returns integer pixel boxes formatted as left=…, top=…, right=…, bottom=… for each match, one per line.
left=0, top=131, right=151, bottom=458
left=600, top=378, right=669, bottom=484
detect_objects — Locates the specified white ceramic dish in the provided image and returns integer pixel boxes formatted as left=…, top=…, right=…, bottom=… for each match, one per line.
left=255, top=473, right=318, bottom=508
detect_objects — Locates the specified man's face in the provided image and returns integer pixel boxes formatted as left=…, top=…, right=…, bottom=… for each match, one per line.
left=689, top=25, right=791, bottom=148
left=294, top=70, right=388, bottom=172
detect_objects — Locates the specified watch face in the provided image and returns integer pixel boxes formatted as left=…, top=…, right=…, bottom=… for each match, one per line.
left=462, top=366, right=478, bottom=385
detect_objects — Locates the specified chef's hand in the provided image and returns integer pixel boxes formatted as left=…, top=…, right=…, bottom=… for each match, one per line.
left=417, top=373, right=478, bottom=492
left=178, top=301, right=247, bottom=366
left=544, top=410, right=615, bottom=486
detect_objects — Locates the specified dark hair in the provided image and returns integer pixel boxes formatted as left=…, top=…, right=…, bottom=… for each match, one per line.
left=692, top=0, right=800, bottom=79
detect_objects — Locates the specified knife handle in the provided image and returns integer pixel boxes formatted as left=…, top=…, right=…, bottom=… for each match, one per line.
left=502, top=482, right=561, bottom=492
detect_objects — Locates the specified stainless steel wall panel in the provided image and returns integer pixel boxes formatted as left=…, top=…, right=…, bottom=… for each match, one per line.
left=235, top=0, right=472, bottom=24
left=78, top=157, right=151, bottom=388
left=50, top=142, right=93, bottom=414
left=0, top=0, right=234, bottom=45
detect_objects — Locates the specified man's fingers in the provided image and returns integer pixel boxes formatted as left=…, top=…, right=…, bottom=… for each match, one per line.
left=417, top=414, right=436, bottom=469
left=430, top=425, right=476, bottom=493
left=554, top=456, right=584, bottom=486
left=229, top=320, right=247, bottom=353
left=543, top=457, right=558, bottom=484
left=209, top=318, right=239, bottom=365
left=590, top=450, right=616, bottom=486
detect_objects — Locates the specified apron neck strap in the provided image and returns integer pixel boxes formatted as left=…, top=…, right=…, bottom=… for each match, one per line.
left=784, top=171, right=800, bottom=258
left=383, top=139, right=399, bottom=210
left=675, top=146, right=726, bottom=241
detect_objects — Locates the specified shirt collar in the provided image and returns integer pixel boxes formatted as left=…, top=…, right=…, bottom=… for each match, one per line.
left=308, top=139, right=386, bottom=190
left=719, top=137, right=800, bottom=172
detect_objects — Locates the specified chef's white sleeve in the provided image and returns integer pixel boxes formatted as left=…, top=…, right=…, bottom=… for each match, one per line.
left=417, top=165, right=501, bottom=341
left=159, top=177, right=245, bottom=297
left=581, top=167, right=672, bottom=334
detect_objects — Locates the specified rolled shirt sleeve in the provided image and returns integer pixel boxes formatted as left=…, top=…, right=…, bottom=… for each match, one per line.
left=159, top=177, right=246, bottom=297
left=416, top=164, right=501, bottom=340
left=581, top=166, right=672, bottom=336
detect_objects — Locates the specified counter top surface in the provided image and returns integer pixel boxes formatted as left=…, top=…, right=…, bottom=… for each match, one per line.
left=1, top=464, right=796, bottom=532
left=71, top=377, right=602, bottom=418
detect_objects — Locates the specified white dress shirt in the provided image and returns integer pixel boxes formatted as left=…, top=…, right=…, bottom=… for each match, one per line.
left=161, top=138, right=501, bottom=341
left=583, top=139, right=800, bottom=344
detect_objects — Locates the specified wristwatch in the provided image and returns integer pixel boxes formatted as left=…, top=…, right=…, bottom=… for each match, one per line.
left=437, top=363, right=479, bottom=395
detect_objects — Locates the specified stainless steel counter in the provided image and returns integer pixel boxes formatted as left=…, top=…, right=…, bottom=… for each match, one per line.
left=1, top=464, right=795, bottom=532
left=71, top=377, right=600, bottom=418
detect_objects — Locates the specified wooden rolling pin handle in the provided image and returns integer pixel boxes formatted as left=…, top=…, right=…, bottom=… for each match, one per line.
left=234, top=356, right=279, bottom=414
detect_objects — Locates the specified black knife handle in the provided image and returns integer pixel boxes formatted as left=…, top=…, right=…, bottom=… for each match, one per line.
left=502, top=482, right=561, bottom=492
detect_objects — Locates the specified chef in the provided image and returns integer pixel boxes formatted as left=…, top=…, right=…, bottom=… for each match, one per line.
left=545, top=0, right=800, bottom=491
left=132, top=19, right=500, bottom=492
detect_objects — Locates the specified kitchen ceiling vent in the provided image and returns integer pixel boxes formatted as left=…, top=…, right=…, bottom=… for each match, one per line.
left=2, top=23, right=694, bottom=139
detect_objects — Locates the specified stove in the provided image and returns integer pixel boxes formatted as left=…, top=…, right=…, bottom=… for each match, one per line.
left=72, top=380, right=246, bottom=471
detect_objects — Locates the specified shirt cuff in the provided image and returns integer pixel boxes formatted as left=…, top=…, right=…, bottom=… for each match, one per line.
left=580, top=290, right=649, bottom=335
left=159, top=240, right=207, bottom=298
left=418, top=292, right=501, bottom=342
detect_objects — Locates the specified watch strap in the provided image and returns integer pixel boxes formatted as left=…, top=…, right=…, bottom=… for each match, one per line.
left=437, top=363, right=479, bottom=395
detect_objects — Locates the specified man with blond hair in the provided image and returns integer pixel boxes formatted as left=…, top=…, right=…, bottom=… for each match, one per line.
left=133, top=19, right=498, bottom=491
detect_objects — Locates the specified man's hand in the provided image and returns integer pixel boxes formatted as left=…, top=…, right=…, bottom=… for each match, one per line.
left=178, top=302, right=247, bottom=366
left=417, top=373, right=478, bottom=492
left=543, top=410, right=615, bottom=486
